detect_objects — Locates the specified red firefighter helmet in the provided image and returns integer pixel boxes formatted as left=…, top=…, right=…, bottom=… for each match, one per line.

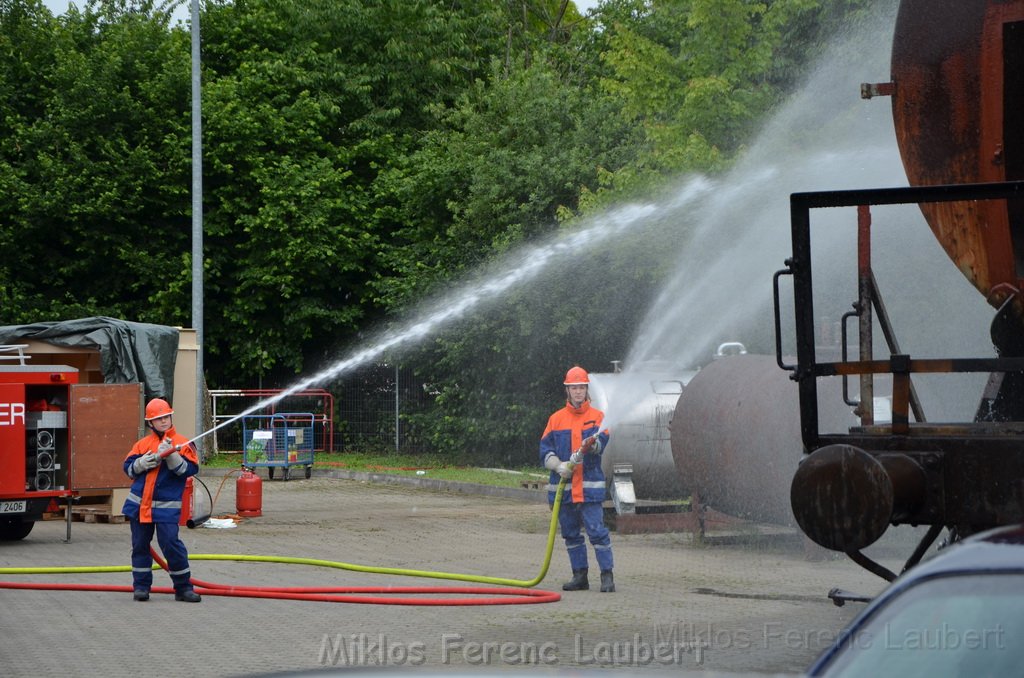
left=563, top=366, right=590, bottom=385
left=144, top=398, right=174, bottom=421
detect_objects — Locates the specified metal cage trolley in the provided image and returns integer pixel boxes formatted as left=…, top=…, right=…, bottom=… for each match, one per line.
left=242, top=413, right=315, bottom=480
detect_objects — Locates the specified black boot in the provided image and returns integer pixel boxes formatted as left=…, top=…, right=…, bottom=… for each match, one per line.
left=133, top=589, right=150, bottom=602
left=562, top=568, right=589, bottom=591
left=175, top=589, right=202, bottom=603
left=600, top=570, right=615, bottom=593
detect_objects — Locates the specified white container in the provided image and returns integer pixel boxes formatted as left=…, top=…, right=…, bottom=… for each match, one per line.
left=26, top=411, right=67, bottom=429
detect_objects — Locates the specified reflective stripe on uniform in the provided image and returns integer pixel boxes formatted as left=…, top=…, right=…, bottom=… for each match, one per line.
left=547, top=481, right=604, bottom=495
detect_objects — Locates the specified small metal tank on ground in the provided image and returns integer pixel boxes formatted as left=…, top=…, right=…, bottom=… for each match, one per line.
left=670, top=354, right=856, bottom=525
left=236, top=468, right=263, bottom=517
left=588, top=361, right=698, bottom=499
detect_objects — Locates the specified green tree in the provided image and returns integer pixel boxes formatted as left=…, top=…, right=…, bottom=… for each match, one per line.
left=193, top=0, right=512, bottom=383
left=0, top=0, right=60, bottom=317
left=369, top=0, right=885, bottom=458
left=0, top=0, right=191, bottom=323
left=0, top=0, right=886, bottom=461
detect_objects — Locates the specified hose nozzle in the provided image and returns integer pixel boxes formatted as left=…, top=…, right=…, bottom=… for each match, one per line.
left=574, top=432, right=603, bottom=458
left=157, top=436, right=180, bottom=459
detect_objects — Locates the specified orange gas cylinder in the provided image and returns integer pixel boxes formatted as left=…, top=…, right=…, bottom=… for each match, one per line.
left=178, top=477, right=194, bottom=527
left=236, top=469, right=263, bottom=517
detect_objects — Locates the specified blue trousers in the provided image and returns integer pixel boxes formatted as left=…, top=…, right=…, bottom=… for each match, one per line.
left=558, top=501, right=613, bottom=572
left=130, top=519, right=194, bottom=593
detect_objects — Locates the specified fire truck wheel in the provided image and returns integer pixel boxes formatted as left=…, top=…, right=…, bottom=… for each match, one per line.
left=0, top=519, right=34, bottom=541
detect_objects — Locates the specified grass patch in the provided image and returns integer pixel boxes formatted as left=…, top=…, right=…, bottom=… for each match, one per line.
left=202, top=451, right=547, bottom=489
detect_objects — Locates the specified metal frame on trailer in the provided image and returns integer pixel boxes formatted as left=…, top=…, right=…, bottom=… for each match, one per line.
left=773, top=179, right=1024, bottom=581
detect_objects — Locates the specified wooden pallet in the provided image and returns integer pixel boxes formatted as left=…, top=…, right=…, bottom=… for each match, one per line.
left=69, top=488, right=130, bottom=524
left=40, top=487, right=130, bottom=523
left=70, top=505, right=127, bottom=524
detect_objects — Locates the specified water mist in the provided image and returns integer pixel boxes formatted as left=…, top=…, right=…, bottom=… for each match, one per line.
left=600, top=3, right=996, bottom=433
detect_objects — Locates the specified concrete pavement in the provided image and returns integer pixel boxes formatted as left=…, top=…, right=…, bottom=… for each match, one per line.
left=0, top=469, right=894, bottom=677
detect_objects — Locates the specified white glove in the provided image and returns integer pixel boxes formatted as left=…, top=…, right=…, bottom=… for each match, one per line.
left=131, top=452, right=159, bottom=476
left=157, top=437, right=175, bottom=457
left=556, top=461, right=573, bottom=479
left=164, top=451, right=187, bottom=475
left=569, top=450, right=584, bottom=465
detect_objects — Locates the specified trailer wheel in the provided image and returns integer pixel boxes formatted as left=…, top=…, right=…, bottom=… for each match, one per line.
left=268, top=467, right=275, bottom=480
left=0, top=519, right=34, bottom=541
left=305, top=465, right=312, bottom=479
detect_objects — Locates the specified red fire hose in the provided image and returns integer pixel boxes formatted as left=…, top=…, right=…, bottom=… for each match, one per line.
left=0, top=548, right=560, bottom=606
left=0, top=477, right=575, bottom=606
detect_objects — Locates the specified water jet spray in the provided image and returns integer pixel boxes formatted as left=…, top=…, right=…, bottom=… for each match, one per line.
left=181, top=198, right=695, bottom=451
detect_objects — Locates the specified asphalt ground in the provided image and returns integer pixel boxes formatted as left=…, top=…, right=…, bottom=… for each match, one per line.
left=0, top=469, right=897, bottom=677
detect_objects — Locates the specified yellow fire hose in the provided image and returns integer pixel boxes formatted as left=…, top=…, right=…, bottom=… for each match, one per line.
left=0, top=477, right=571, bottom=605
left=195, top=471, right=566, bottom=587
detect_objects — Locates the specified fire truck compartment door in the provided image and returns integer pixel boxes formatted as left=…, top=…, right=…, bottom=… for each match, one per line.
left=71, top=383, right=142, bottom=490
left=0, top=383, right=27, bottom=494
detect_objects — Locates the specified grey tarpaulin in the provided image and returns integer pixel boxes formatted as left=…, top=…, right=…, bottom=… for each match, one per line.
left=0, top=317, right=179, bottom=402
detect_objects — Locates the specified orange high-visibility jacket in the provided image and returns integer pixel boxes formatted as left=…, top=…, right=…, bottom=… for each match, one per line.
left=539, top=400, right=609, bottom=504
left=122, top=426, right=199, bottom=523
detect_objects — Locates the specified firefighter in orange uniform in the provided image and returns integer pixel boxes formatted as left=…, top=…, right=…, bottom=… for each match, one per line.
left=122, top=398, right=201, bottom=602
left=540, top=366, right=615, bottom=592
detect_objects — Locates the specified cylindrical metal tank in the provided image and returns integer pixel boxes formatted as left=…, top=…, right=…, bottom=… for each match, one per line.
left=588, top=362, right=698, bottom=499
left=670, top=354, right=856, bottom=525
left=891, top=0, right=1024, bottom=310
left=236, top=469, right=263, bottom=517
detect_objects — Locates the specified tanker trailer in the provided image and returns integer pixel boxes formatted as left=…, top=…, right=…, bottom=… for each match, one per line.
left=587, top=361, right=698, bottom=500
left=779, top=0, right=1024, bottom=582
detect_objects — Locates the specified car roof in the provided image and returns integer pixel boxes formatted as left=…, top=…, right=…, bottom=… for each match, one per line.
left=900, top=524, right=1024, bottom=581
left=806, top=524, right=1024, bottom=676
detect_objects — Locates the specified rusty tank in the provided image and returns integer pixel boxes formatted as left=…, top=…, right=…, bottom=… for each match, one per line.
left=781, top=0, right=1024, bottom=582
left=891, top=0, right=1024, bottom=313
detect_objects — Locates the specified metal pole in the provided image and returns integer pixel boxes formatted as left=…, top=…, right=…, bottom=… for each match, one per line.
left=190, top=0, right=204, bottom=457
left=857, top=205, right=873, bottom=425
left=394, top=363, right=399, bottom=452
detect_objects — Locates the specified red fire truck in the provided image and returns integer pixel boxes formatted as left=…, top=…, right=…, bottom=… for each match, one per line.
left=0, top=345, right=141, bottom=541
